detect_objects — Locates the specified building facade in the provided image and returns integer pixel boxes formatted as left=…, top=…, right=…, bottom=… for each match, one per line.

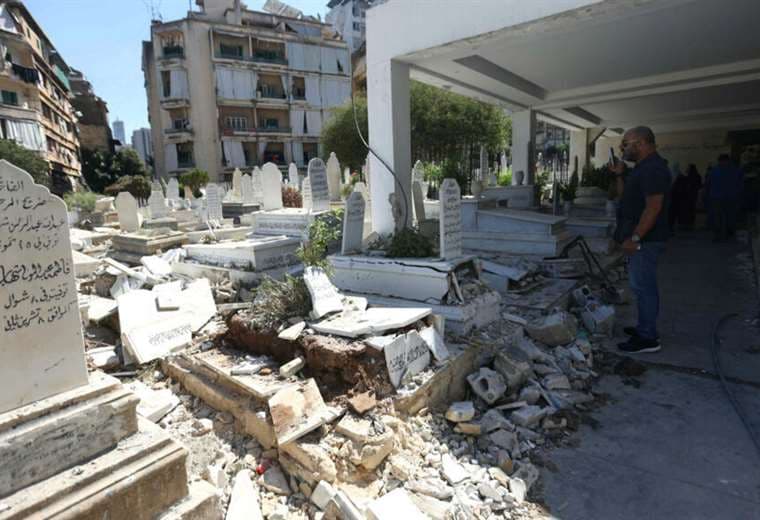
left=0, top=1, right=82, bottom=192
left=325, top=0, right=374, bottom=53
left=131, top=127, right=152, bottom=167
left=143, top=0, right=352, bottom=182
left=68, top=68, right=112, bottom=153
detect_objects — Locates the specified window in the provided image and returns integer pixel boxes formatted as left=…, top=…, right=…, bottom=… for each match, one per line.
left=352, top=22, right=361, bottom=31
left=41, top=102, right=52, bottom=119
left=264, top=118, right=279, bottom=129
left=1, top=90, right=18, bottom=106
left=177, top=142, right=194, bottom=168
left=172, top=118, right=190, bottom=130
left=219, top=43, right=243, bottom=59
left=161, top=70, right=171, bottom=98
left=225, top=116, right=248, bottom=131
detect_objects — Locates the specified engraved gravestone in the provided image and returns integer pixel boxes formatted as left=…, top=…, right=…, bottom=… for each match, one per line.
left=412, top=181, right=426, bottom=222
left=288, top=163, right=299, bottom=190
left=0, top=161, right=89, bottom=413
left=252, top=167, right=264, bottom=205
left=205, top=183, right=223, bottom=222
left=439, top=178, right=462, bottom=260
left=115, top=191, right=140, bottom=232
left=241, top=173, right=254, bottom=204
left=307, top=158, right=329, bottom=213
left=326, top=152, right=341, bottom=202
left=301, top=176, right=312, bottom=211
left=231, top=168, right=242, bottom=201
left=261, top=163, right=284, bottom=211
left=148, top=189, right=168, bottom=219
left=341, top=191, right=365, bottom=255
left=167, top=178, right=180, bottom=203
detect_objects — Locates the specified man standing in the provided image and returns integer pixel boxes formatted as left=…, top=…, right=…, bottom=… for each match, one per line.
left=706, top=154, right=743, bottom=241
left=611, top=127, right=671, bottom=353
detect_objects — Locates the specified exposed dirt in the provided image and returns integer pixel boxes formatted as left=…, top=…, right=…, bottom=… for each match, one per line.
left=224, top=313, right=300, bottom=362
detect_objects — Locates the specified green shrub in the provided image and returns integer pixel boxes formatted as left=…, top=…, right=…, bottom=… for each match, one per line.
left=497, top=167, right=512, bottom=186
left=104, top=175, right=151, bottom=200
left=297, top=209, right=344, bottom=271
left=0, top=139, right=49, bottom=187
left=250, top=275, right=311, bottom=330
left=63, top=191, right=98, bottom=212
left=179, top=168, right=209, bottom=197
left=386, top=227, right=434, bottom=258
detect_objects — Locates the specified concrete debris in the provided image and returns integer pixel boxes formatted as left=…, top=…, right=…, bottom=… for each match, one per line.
left=441, top=454, right=469, bottom=485
left=509, top=406, right=547, bottom=428
left=127, top=380, right=180, bottom=423
left=278, top=356, right=305, bottom=378
left=479, top=409, right=515, bottom=433
left=367, top=488, right=427, bottom=520
left=467, top=367, right=507, bottom=404
left=542, top=373, right=572, bottom=390
left=311, top=480, right=336, bottom=510
left=259, top=464, right=291, bottom=495
left=494, top=347, right=534, bottom=390
left=226, top=470, right=264, bottom=520
left=347, top=391, right=377, bottom=415
left=445, top=401, right=475, bottom=422
left=268, top=378, right=327, bottom=445
left=277, top=320, right=306, bottom=341
left=525, top=311, right=578, bottom=346
left=581, top=301, right=616, bottom=336
left=407, top=477, right=454, bottom=500
left=453, top=422, right=482, bottom=436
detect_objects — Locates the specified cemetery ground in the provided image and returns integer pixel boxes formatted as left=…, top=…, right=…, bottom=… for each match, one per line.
left=4, top=159, right=760, bottom=520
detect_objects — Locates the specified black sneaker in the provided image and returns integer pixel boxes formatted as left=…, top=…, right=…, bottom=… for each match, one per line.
left=618, top=336, right=661, bottom=354
left=623, top=326, right=639, bottom=337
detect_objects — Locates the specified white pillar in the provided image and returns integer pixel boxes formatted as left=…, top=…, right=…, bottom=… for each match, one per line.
left=569, top=129, right=588, bottom=176
left=367, top=59, right=411, bottom=234
left=511, top=110, right=536, bottom=185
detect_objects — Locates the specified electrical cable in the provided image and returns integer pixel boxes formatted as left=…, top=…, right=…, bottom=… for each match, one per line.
left=349, top=73, right=410, bottom=229
left=711, top=313, right=760, bottom=458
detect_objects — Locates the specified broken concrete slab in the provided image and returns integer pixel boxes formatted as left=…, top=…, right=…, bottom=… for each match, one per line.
left=278, top=321, right=306, bottom=341
left=304, top=266, right=344, bottom=319
left=127, top=380, right=180, bottom=423
left=581, top=301, right=615, bottom=336
left=494, top=347, right=534, bottom=391
left=311, top=480, right=336, bottom=510
left=226, top=470, right=263, bottom=520
left=268, top=378, right=328, bottom=445
left=480, top=409, right=515, bottom=433
left=260, top=464, right=291, bottom=495
left=347, top=391, right=377, bottom=415
left=420, top=325, right=449, bottom=362
left=367, top=488, right=427, bottom=520
left=440, top=454, right=469, bottom=485
left=335, top=414, right=372, bottom=443
left=467, top=367, right=507, bottom=404
left=525, top=311, right=578, bottom=346
left=384, top=330, right=431, bottom=388
left=313, top=307, right=432, bottom=339
left=509, top=405, right=547, bottom=428
left=445, top=401, right=475, bottom=422
left=407, top=477, right=454, bottom=500
left=279, top=357, right=305, bottom=378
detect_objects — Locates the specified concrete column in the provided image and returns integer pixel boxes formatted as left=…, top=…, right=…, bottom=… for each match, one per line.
left=511, top=110, right=536, bottom=185
left=569, top=129, right=588, bottom=176
left=367, top=59, right=411, bottom=234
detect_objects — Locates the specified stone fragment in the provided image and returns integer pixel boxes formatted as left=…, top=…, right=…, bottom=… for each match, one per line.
left=127, top=380, right=180, bottom=423
left=489, top=429, right=518, bottom=453
left=408, top=491, right=453, bottom=520
left=278, top=321, right=306, bottom=341
left=279, top=356, right=305, bottom=378
left=387, top=454, right=416, bottom=480
left=488, top=467, right=510, bottom=487
left=367, top=488, right=427, bottom=520
left=193, top=418, right=214, bottom=436
left=467, top=367, right=507, bottom=405
left=513, top=336, right=550, bottom=363
left=357, top=431, right=395, bottom=470
left=509, top=462, right=540, bottom=503
left=567, top=345, right=586, bottom=363
left=347, top=391, right=377, bottom=415
left=330, top=491, right=364, bottom=520
left=335, top=415, right=372, bottom=443
left=441, top=454, right=469, bottom=485
left=311, top=480, right=336, bottom=510
left=581, top=301, right=615, bottom=336
left=477, top=482, right=501, bottom=501
left=542, top=373, right=571, bottom=391
left=525, top=312, right=578, bottom=347
left=494, top=347, right=534, bottom=390
left=509, top=406, right=547, bottom=428
left=445, top=401, right=475, bottom=422
left=260, top=464, right=291, bottom=495
left=479, top=409, right=514, bottom=433
left=542, top=416, right=567, bottom=430
left=497, top=451, right=514, bottom=474
left=226, top=470, right=264, bottom=520
left=407, top=477, right=454, bottom=500
left=420, top=325, right=449, bottom=362
left=454, top=422, right=482, bottom=436
left=268, top=378, right=328, bottom=445
left=518, top=386, right=541, bottom=405
left=205, top=463, right=229, bottom=489
left=304, top=267, right=343, bottom=319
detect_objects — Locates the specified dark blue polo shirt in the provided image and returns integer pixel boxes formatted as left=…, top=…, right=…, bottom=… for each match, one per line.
left=615, top=152, right=671, bottom=243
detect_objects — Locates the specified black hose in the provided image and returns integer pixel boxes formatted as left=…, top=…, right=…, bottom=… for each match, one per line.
left=711, top=313, right=760, bottom=457
left=349, top=77, right=410, bottom=230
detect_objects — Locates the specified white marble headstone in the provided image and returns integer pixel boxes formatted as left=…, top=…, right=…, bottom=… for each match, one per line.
left=115, top=191, right=140, bottom=232
left=184, top=186, right=195, bottom=201
left=167, top=178, right=180, bottom=203
left=261, top=163, right=283, bottom=211
left=205, top=183, right=223, bottom=222
left=301, top=177, right=312, bottom=211
left=241, top=174, right=255, bottom=204
left=288, top=163, right=299, bottom=190
left=326, top=152, right=341, bottom=202
left=353, top=182, right=371, bottom=228
left=307, top=158, right=329, bottom=213
left=231, top=168, right=242, bottom=201
left=341, top=191, right=365, bottom=255
left=384, top=330, right=431, bottom=388
left=0, top=160, right=89, bottom=413
left=252, top=167, right=264, bottom=205
left=412, top=181, right=426, bottom=222
left=343, top=167, right=351, bottom=186
left=303, top=267, right=343, bottom=319
left=439, top=178, right=462, bottom=260
left=152, top=180, right=163, bottom=194
left=148, top=190, right=168, bottom=219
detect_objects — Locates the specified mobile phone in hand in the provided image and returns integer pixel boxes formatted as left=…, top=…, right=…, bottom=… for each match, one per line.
left=609, top=147, right=617, bottom=166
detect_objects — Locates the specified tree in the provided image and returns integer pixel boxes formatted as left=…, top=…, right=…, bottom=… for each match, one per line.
left=112, top=148, right=146, bottom=178
left=104, top=175, right=151, bottom=202
left=0, top=139, right=50, bottom=187
left=179, top=168, right=209, bottom=197
left=82, top=147, right=147, bottom=194
left=320, top=81, right=511, bottom=190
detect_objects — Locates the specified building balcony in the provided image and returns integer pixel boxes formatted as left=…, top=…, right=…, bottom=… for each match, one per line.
left=160, top=97, right=190, bottom=109
left=257, top=125, right=291, bottom=134
left=164, top=127, right=193, bottom=137
left=257, top=90, right=287, bottom=102
left=161, top=46, right=185, bottom=59
left=251, top=52, right=287, bottom=66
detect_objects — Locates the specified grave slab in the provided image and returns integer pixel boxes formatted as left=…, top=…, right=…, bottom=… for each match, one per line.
left=311, top=307, right=432, bottom=338
left=341, top=191, right=365, bottom=254
left=268, top=378, right=328, bottom=445
left=183, top=236, right=300, bottom=271
left=304, top=267, right=344, bottom=319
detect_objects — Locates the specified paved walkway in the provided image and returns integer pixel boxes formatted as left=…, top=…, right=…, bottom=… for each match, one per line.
left=541, top=230, right=760, bottom=519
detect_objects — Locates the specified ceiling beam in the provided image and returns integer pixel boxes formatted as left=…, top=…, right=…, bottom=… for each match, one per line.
left=453, top=55, right=547, bottom=100
left=410, top=65, right=528, bottom=110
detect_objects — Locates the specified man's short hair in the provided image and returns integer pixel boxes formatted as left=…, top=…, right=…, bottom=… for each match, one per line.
left=718, top=153, right=730, bottom=162
left=627, top=126, right=656, bottom=145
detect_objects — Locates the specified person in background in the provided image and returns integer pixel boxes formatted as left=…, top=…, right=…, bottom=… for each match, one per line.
left=610, top=126, right=671, bottom=354
left=684, top=164, right=702, bottom=230
left=703, top=163, right=714, bottom=229
left=669, top=166, right=689, bottom=232
left=708, top=154, right=744, bottom=241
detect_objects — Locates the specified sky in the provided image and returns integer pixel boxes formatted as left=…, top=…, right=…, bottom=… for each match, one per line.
left=23, top=0, right=330, bottom=143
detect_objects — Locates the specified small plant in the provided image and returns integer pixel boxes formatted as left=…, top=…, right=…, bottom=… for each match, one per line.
left=558, top=180, right=577, bottom=201
left=386, top=227, right=434, bottom=258
left=340, top=184, right=353, bottom=199
left=422, top=162, right=442, bottom=184
left=180, top=168, right=209, bottom=197
left=282, top=186, right=302, bottom=208
left=297, top=209, right=344, bottom=271
left=250, top=275, right=312, bottom=330
left=497, top=167, right=512, bottom=186
left=64, top=191, right=98, bottom=213
left=535, top=170, right=551, bottom=204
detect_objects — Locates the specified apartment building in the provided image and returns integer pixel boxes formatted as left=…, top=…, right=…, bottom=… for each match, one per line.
left=325, top=0, right=376, bottom=53
left=143, top=0, right=352, bottom=182
left=68, top=68, right=112, bottom=153
left=0, top=1, right=81, bottom=192
left=131, top=127, right=152, bottom=167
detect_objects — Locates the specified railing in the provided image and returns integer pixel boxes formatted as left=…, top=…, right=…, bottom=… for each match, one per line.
left=251, top=52, right=287, bottom=65
left=257, top=126, right=291, bottom=133
left=258, top=88, right=286, bottom=100
left=291, top=88, right=306, bottom=100
left=165, top=127, right=193, bottom=135
left=162, top=46, right=184, bottom=59
left=216, top=50, right=245, bottom=60
left=177, top=160, right=195, bottom=169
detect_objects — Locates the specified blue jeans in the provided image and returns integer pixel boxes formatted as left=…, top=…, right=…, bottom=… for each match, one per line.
left=628, top=242, right=666, bottom=340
